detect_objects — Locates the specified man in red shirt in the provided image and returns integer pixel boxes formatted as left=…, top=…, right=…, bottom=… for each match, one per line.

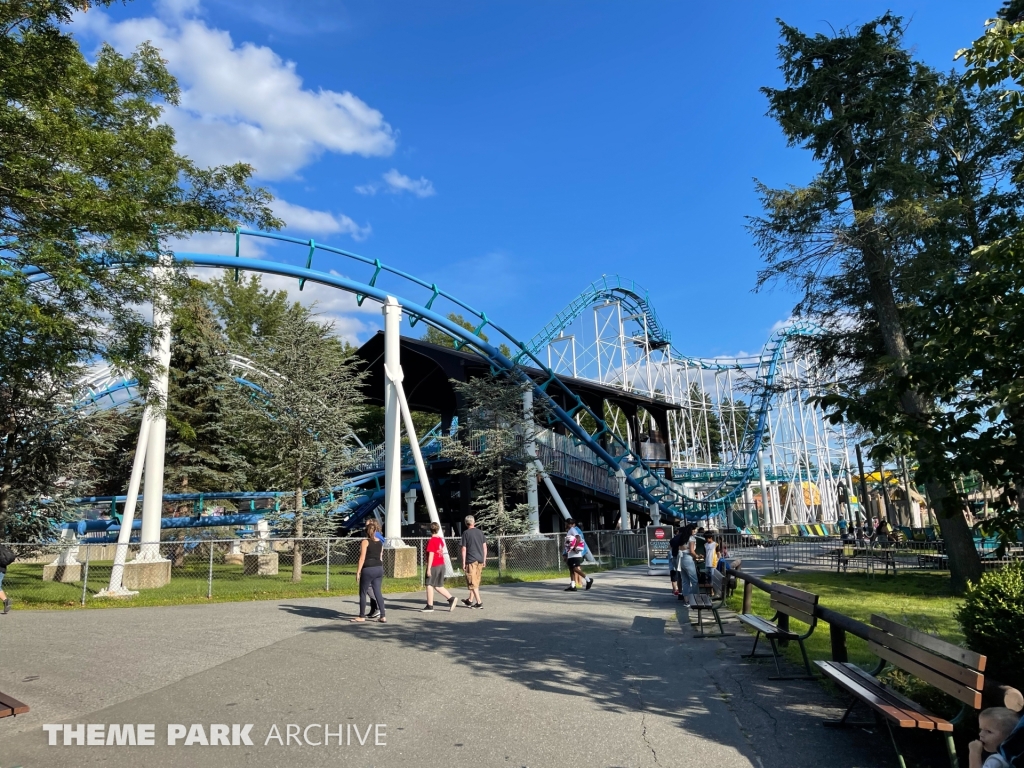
left=421, top=522, right=456, bottom=612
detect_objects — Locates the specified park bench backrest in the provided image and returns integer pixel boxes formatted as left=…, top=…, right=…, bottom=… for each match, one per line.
left=769, top=583, right=818, bottom=628
left=710, top=568, right=725, bottom=599
left=868, top=615, right=986, bottom=709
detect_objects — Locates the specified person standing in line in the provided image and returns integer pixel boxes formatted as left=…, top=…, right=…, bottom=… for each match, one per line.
left=669, top=528, right=687, bottom=596
left=352, top=519, right=386, bottom=623
left=460, top=515, right=487, bottom=609
left=674, top=524, right=699, bottom=606
left=421, top=522, right=457, bottom=612
left=365, top=527, right=386, bottom=618
left=0, top=542, right=14, bottom=614
left=563, top=518, right=593, bottom=592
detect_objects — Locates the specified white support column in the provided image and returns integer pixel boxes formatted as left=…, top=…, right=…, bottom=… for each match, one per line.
left=383, top=297, right=404, bottom=545
left=757, top=452, right=770, bottom=530
left=404, top=488, right=417, bottom=526
left=616, top=467, right=629, bottom=530
left=135, top=266, right=172, bottom=566
left=523, top=388, right=540, bottom=534
left=96, top=409, right=151, bottom=597
left=743, top=484, right=754, bottom=528
left=387, top=363, right=451, bottom=574
left=648, top=500, right=661, bottom=526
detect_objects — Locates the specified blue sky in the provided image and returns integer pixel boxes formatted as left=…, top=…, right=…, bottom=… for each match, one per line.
left=74, top=0, right=994, bottom=356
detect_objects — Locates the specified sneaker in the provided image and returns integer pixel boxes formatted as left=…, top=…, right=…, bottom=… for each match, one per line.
left=585, top=578, right=594, bottom=591
left=472, top=603, right=483, bottom=609
left=461, top=598, right=474, bottom=608
left=367, top=610, right=380, bottom=619
left=419, top=605, right=434, bottom=612
left=448, top=596, right=457, bottom=612
left=564, top=585, right=577, bottom=592
left=2, top=598, right=9, bottom=614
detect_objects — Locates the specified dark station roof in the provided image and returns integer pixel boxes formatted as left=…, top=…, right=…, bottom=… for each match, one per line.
left=353, top=332, right=680, bottom=420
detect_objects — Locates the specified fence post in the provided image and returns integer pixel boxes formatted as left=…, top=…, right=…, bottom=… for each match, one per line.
left=497, top=537, right=502, bottom=578
left=742, top=580, right=752, bottom=614
left=80, top=544, right=90, bottom=607
left=326, top=538, right=331, bottom=592
left=207, top=540, right=214, bottom=599
left=829, top=622, right=848, bottom=662
left=557, top=534, right=562, bottom=572
left=419, top=540, right=425, bottom=586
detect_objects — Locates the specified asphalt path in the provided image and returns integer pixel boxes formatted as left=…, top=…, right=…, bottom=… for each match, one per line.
left=0, top=566, right=893, bottom=767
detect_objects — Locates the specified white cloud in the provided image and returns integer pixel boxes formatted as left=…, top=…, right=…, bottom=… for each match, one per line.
left=73, top=3, right=396, bottom=179
left=356, top=168, right=436, bottom=198
left=270, top=199, right=371, bottom=240
left=253, top=270, right=381, bottom=345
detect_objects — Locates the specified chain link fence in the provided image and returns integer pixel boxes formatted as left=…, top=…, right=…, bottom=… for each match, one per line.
left=0, top=530, right=655, bottom=609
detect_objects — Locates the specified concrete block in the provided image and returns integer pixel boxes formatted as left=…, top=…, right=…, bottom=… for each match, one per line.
left=42, top=563, right=82, bottom=583
left=244, top=552, right=279, bottom=576
left=384, top=546, right=417, bottom=579
left=122, top=560, right=172, bottom=589
left=223, top=553, right=245, bottom=565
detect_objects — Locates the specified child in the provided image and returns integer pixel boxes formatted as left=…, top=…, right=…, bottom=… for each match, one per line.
left=970, top=707, right=1022, bottom=768
left=704, top=532, right=718, bottom=576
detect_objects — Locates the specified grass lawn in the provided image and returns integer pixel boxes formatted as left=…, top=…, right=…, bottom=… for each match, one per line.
left=725, top=569, right=962, bottom=670
left=2, top=560, right=608, bottom=610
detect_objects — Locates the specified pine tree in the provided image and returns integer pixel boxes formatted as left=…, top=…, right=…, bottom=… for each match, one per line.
left=442, top=373, right=535, bottom=536
left=164, top=282, right=248, bottom=498
left=232, top=304, right=366, bottom=581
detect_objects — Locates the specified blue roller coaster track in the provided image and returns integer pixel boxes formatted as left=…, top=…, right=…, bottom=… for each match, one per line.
left=26, top=228, right=822, bottom=522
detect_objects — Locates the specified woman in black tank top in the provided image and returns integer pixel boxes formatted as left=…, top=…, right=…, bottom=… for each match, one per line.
left=352, top=520, right=386, bottom=622
left=363, top=539, right=383, bottom=568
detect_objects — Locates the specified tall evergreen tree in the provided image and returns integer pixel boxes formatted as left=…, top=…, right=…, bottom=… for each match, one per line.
left=232, top=305, right=366, bottom=581
left=442, top=373, right=536, bottom=536
left=747, top=15, right=1007, bottom=590
left=164, top=282, right=247, bottom=497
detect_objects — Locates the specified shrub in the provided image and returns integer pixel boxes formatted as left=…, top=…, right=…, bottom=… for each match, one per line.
left=955, top=563, right=1024, bottom=692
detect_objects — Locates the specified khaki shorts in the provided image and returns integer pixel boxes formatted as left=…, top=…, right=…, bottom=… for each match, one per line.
left=464, top=561, right=483, bottom=589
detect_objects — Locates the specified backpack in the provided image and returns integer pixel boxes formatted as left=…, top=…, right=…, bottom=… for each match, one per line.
left=0, top=544, right=16, bottom=568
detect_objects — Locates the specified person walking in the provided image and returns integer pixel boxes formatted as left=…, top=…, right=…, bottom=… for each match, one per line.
left=421, top=522, right=457, bottom=612
left=673, top=523, right=699, bottom=606
left=0, top=542, right=14, bottom=614
left=460, top=515, right=487, bottom=609
left=563, top=518, right=593, bottom=592
left=352, top=519, right=386, bottom=623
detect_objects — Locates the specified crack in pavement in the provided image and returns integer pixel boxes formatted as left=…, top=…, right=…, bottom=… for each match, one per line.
left=615, top=634, right=659, bottom=765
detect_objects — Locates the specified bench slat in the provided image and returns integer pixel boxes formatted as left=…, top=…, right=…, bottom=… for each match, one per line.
left=868, top=641, right=982, bottom=709
left=771, top=583, right=819, bottom=605
left=738, top=614, right=795, bottom=638
left=871, top=615, right=985, bottom=672
left=0, top=691, right=29, bottom=717
left=868, top=627, right=984, bottom=692
left=691, top=595, right=713, bottom=607
left=770, top=596, right=816, bottom=626
left=815, top=661, right=922, bottom=728
left=837, top=662, right=952, bottom=732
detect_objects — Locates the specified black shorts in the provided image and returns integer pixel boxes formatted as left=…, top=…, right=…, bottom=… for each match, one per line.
left=567, top=556, right=584, bottom=568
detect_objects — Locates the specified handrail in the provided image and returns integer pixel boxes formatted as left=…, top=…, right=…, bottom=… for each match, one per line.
left=726, top=567, right=1023, bottom=711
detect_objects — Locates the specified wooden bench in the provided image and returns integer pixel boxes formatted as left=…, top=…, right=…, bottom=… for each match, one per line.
left=0, top=690, right=29, bottom=718
left=738, top=583, right=818, bottom=679
left=690, top=569, right=735, bottom=638
left=815, top=615, right=985, bottom=768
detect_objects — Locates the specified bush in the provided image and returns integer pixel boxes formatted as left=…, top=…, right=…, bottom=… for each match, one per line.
left=956, top=563, right=1024, bottom=692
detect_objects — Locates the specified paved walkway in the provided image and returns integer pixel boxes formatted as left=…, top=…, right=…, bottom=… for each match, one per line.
left=0, top=567, right=892, bottom=767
